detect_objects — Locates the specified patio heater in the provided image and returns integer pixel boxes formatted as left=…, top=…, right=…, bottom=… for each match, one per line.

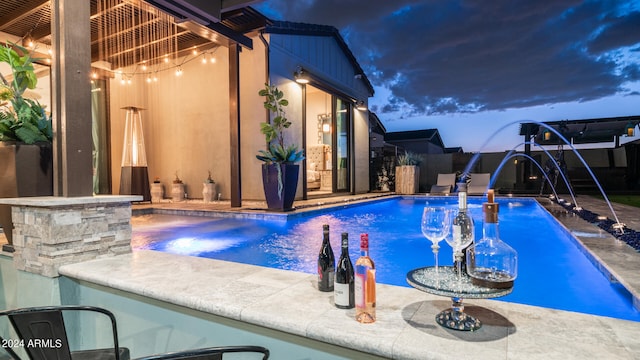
left=119, top=106, right=150, bottom=201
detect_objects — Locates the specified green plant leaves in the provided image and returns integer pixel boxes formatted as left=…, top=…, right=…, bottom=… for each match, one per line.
left=0, top=43, right=52, bottom=144
left=255, top=144, right=305, bottom=164
left=257, top=83, right=304, bottom=164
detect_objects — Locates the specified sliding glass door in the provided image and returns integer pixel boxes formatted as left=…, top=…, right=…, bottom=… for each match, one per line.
left=334, top=98, right=350, bottom=192
left=304, top=86, right=352, bottom=196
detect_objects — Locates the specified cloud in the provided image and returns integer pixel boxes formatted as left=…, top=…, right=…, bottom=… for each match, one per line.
left=256, top=0, right=640, bottom=116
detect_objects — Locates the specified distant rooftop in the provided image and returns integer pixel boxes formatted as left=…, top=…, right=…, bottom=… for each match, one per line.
left=520, top=116, right=640, bottom=146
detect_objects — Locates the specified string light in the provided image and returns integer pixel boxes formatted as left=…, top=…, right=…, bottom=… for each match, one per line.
left=89, top=47, right=219, bottom=85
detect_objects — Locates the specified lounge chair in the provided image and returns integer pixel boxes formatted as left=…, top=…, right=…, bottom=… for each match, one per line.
left=430, top=173, right=456, bottom=195
left=467, top=173, right=491, bottom=195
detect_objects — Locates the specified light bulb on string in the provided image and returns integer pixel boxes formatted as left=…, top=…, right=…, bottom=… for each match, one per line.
left=202, top=54, right=207, bottom=64
left=175, top=67, right=183, bottom=76
left=210, top=56, right=216, bottom=64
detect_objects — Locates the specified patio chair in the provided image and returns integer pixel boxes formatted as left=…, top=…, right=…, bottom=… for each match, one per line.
left=134, top=345, right=270, bottom=359
left=429, top=173, right=456, bottom=195
left=467, top=173, right=491, bottom=195
left=0, top=305, right=130, bottom=360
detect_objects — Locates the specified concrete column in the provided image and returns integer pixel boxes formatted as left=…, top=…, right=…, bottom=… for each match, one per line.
left=51, top=0, right=93, bottom=196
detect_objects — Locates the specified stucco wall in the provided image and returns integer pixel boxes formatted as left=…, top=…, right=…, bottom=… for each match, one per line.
left=109, top=49, right=232, bottom=200
left=108, top=30, right=371, bottom=201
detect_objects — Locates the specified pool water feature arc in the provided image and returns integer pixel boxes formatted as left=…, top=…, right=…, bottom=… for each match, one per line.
left=132, top=197, right=640, bottom=322
left=463, top=119, right=622, bottom=229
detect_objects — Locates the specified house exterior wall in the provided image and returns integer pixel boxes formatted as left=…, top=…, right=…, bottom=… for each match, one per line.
left=268, top=33, right=371, bottom=194
left=109, top=48, right=233, bottom=200
left=108, top=30, right=371, bottom=201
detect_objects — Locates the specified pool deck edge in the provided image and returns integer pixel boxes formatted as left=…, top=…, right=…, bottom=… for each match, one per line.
left=58, top=250, right=640, bottom=360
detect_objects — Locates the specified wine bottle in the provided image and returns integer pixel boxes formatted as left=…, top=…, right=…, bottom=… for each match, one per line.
left=317, top=224, right=335, bottom=292
left=452, top=182, right=474, bottom=272
left=355, top=233, right=376, bottom=323
left=334, top=233, right=355, bottom=309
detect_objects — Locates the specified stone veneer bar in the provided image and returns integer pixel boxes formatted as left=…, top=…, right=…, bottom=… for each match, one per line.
left=0, top=195, right=141, bottom=277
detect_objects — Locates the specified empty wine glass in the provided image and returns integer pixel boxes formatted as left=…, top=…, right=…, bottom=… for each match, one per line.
left=421, top=207, right=452, bottom=275
left=446, top=208, right=475, bottom=282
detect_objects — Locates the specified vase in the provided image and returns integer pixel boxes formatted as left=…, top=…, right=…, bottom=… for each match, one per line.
left=171, top=183, right=185, bottom=202
left=261, top=163, right=299, bottom=211
left=0, top=142, right=53, bottom=250
left=202, top=182, right=216, bottom=203
left=150, top=183, right=164, bottom=203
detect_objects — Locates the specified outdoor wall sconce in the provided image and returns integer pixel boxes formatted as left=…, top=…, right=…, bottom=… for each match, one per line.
left=119, top=106, right=151, bottom=202
left=625, top=121, right=636, bottom=137
left=355, top=100, right=368, bottom=111
left=542, top=129, right=551, bottom=141
left=294, top=66, right=310, bottom=84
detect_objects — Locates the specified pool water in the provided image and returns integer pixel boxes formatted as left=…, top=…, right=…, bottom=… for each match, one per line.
left=132, top=197, right=640, bottom=322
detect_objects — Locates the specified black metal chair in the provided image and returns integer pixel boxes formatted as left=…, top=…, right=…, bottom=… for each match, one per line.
left=0, top=305, right=130, bottom=360
left=134, top=346, right=270, bottom=360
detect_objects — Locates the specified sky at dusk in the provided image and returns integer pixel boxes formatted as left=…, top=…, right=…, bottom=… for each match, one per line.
left=255, top=0, right=640, bottom=152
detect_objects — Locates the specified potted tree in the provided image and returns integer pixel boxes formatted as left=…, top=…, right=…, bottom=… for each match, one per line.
left=395, top=151, right=422, bottom=194
left=0, top=43, right=53, bottom=250
left=256, top=83, right=304, bottom=211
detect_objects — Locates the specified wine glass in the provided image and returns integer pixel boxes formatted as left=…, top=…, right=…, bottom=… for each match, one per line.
left=421, top=207, right=452, bottom=275
left=445, top=209, right=475, bottom=282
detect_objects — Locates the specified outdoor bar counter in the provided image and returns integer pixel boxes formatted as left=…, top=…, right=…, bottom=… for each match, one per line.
left=58, top=250, right=640, bottom=360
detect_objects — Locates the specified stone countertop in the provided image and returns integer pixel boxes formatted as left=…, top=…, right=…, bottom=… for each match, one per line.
left=58, top=250, right=640, bottom=360
left=0, top=195, right=143, bottom=207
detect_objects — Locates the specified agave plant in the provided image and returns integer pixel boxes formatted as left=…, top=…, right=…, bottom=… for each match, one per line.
left=0, top=43, right=52, bottom=144
left=397, top=151, right=422, bottom=166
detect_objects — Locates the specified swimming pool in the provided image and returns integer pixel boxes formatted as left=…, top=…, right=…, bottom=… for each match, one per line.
left=132, top=197, right=640, bottom=322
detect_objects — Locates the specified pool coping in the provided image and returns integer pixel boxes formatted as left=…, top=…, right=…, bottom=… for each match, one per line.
left=534, top=197, right=640, bottom=312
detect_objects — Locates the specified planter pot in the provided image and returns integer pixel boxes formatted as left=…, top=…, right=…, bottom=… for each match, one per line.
left=202, top=182, right=216, bottom=202
left=171, top=183, right=185, bottom=202
left=395, top=165, right=420, bottom=194
left=0, top=142, right=53, bottom=249
left=262, top=163, right=299, bottom=211
left=150, top=183, right=164, bottom=203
